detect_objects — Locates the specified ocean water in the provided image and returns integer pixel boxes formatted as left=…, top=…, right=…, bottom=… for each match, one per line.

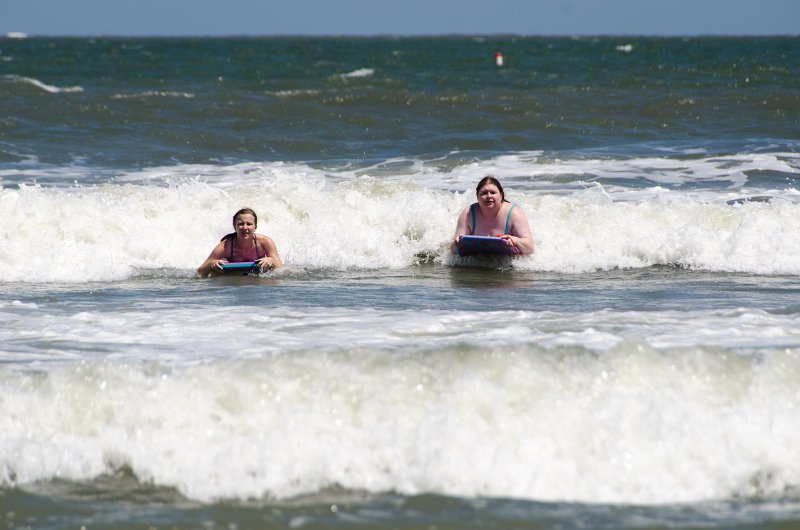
left=1, top=35, right=800, bottom=529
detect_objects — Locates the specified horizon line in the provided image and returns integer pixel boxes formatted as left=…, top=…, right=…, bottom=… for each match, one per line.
left=4, top=32, right=799, bottom=39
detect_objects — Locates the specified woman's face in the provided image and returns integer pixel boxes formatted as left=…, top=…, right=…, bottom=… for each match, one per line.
left=477, top=184, right=502, bottom=208
left=234, top=213, right=257, bottom=239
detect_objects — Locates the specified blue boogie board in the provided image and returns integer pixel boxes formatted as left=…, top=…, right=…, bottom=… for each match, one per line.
left=219, top=261, right=261, bottom=275
left=457, top=235, right=520, bottom=257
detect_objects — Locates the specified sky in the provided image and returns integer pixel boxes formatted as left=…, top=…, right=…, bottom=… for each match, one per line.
left=3, top=0, right=799, bottom=37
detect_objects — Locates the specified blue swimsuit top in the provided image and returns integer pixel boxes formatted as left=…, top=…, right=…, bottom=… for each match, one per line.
left=469, top=203, right=515, bottom=235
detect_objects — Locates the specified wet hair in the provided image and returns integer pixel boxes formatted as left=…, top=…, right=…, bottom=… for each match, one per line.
left=476, top=176, right=508, bottom=202
left=222, top=208, right=259, bottom=242
left=233, top=208, right=258, bottom=227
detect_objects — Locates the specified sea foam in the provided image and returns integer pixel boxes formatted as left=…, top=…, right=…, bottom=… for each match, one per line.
left=1, top=340, right=798, bottom=504
left=2, top=175, right=800, bottom=282
left=1, top=152, right=799, bottom=282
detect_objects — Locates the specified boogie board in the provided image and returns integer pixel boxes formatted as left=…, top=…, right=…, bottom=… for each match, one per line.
left=457, top=235, right=519, bottom=257
left=219, top=261, right=261, bottom=275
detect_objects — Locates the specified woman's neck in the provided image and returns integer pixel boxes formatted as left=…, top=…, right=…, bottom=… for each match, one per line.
left=479, top=201, right=505, bottom=219
left=232, top=234, right=256, bottom=249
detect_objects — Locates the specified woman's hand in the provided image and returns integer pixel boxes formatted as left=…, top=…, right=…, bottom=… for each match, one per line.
left=257, top=257, right=276, bottom=271
left=496, top=234, right=521, bottom=254
left=451, top=235, right=464, bottom=254
left=497, top=234, right=514, bottom=246
left=209, top=259, right=228, bottom=272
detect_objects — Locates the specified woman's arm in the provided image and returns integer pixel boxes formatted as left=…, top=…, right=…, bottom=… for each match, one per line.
left=196, top=241, right=228, bottom=277
left=451, top=206, right=471, bottom=254
left=507, top=207, right=535, bottom=255
left=256, top=235, right=283, bottom=270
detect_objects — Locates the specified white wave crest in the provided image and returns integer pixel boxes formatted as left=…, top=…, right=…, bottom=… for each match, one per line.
left=1, top=342, right=798, bottom=504
left=339, top=68, right=374, bottom=78
left=3, top=74, right=83, bottom=93
left=265, top=89, right=322, bottom=97
left=1, top=155, right=799, bottom=282
left=110, top=91, right=194, bottom=99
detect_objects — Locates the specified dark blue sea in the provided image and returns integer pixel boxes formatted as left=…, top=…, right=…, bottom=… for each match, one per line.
left=1, top=36, right=800, bottom=529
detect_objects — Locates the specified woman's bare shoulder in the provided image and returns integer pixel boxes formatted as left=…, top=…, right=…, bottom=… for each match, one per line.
left=256, top=233, right=277, bottom=245
left=510, top=203, right=529, bottom=217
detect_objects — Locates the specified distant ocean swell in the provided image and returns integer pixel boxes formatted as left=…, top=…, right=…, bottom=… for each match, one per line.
left=3, top=36, right=799, bottom=169
left=2, top=344, right=798, bottom=504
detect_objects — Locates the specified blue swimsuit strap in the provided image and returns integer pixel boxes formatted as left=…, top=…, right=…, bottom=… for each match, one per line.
left=470, top=203, right=515, bottom=235
left=469, top=203, right=476, bottom=235
left=504, top=204, right=515, bottom=235
left=469, top=202, right=516, bottom=236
